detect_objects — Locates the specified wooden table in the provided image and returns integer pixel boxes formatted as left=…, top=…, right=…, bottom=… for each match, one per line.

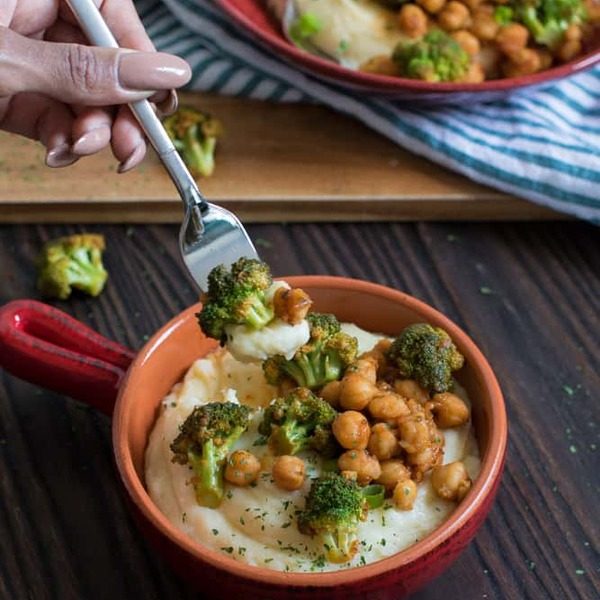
left=0, top=221, right=598, bottom=599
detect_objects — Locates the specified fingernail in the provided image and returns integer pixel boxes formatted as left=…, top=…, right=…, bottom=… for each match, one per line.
left=118, top=52, right=191, bottom=91
left=46, top=144, right=79, bottom=168
left=156, top=90, right=179, bottom=117
left=72, top=125, right=111, bottom=156
left=117, top=142, right=146, bottom=174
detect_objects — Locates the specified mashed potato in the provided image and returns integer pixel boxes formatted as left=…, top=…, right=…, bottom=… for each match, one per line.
left=145, top=326, right=480, bottom=572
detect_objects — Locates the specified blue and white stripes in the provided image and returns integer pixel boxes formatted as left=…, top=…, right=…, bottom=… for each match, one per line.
left=136, top=0, right=600, bottom=221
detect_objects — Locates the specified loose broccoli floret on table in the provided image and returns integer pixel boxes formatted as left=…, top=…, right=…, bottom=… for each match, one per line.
left=298, top=473, right=367, bottom=564
left=198, top=258, right=275, bottom=343
left=393, top=30, right=470, bottom=82
left=258, top=387, right=338, bottom=456
left=387, top=323, right=464, bottom=393
left=517, top=0, right=586, bottom=47
left=163, top=106, right=222, bottom=177
left=36, top=233, right=108, bottom=300
left=170, top=402, right=251, bottom=508
left=262, top=313, right=358, bottom=389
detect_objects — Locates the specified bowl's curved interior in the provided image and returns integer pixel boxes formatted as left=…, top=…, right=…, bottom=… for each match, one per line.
left=218, top=0, right=600, bottom=97
left=113, top=276, right=506, bottom=587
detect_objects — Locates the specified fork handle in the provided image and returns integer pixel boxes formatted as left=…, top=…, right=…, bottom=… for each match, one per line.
left=65, top=0, right=208, bottom=213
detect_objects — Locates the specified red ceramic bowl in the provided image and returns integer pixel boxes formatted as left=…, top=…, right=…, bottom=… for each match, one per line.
left=218, top=0, right=600, bottom=101
left=0, top=277, right=507, bottom=599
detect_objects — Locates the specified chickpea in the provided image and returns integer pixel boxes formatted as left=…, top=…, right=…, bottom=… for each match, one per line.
left=431, top=392, right=470, bottom=428
left=360, top=338, right=393, bottom=373
left=565, top=24, right=582, bottom=42
left=470, top=5, right=499, bottom=41
left=360, top=55, right=400, bottom=76
left=393, top=479, right=418, bottom=510
left=397, top=411, right=431, bottom=453
left=417, top=0, right=447, bottom=15
left=339, top=372, right=377, bottom=410
left=319, top=380, right=341, bottom=408
left=332, top=411, right=371, bottom=450
left=503, top=48, right=542, bottom=76
left=459, top=62, right=485, bottom=83
left=272, top=286, right=312, bottom=325
left=431, top=461, right=472, bottom=501
left=350, top=358, right=378, bottom=385
left=556, top=39, right=582, bottom=62
left=407, top=438, right=444, bottom=481
left=394, top=379, right=429, bottom=404
left=438, top=1, right=471, bottom=31
left=376, top=459, right=411, bottom=491
left=224, top=450, right=261, bottom=486
left=462, top=0, right=482, bottom=10
left=341, top=470, right=358, bottom=481
left=338, top=449, right=381, bottom=485
left=398, top=4, right=428, bottom=38
left=368, top=423, right=399, bottom=460
left=369, top=392, right=410, bottom=421
left=272, top=455, right=305, bottom=491
left=452, top=30, right=481, bottom=55
left=496, top=23, right=529, bottom=55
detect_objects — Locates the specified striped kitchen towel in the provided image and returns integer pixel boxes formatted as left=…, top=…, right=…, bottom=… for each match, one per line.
left=136, top=0, right=600, bottom=222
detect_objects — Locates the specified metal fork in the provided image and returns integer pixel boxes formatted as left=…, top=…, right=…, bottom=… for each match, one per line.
left=65, top=0, right=258, bottom=292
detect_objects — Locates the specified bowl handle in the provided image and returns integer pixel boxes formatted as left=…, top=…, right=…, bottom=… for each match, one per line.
left=0, top=300, right=136, bottom=416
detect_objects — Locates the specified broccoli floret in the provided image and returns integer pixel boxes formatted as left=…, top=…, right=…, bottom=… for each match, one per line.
left=170, top=402, right=250, bottom=508
left=298, top=473, right=367, bottom=564
left=262, top=313, right=358, bottom=389
left=258, top=387, right=338, bottom=456
left=387, top=323, right=464, bottom=393
left=163, top=106, right=222, bottom=178
left=36, top=234, right=108, bottom=300
left=517, top=0, right=586, bottom=48
left=393, top=30, right=470, bottom=82
left=198, top=258, right=275, bottom=343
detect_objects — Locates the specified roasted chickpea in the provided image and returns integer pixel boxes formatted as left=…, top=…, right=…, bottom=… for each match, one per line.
left=438, top=1, right=471, bottom=31
left=417, top=0, right=447, bottom=14
left=431, top=461, right=472, bottom=501
left=397, top=412, right=431, bottom=453
left=360, top=55, right=400, bottom=76
left=339, top=372, right=377, bottom=410
left=393, top=479, right=418, bottom=510
left=503, top=48, right=542, bottom=76
left=431, top=392, right=470, bottom=428
left=332, top=411, right=371, bottom=450
left=369, top=392, right=409, bottom=421
left=452, top=30, right=481, bottom=55
left=398, top=4, right=428, bottom=38
left=319, top=380, right=341, bottom=408
left=368, top=423, right=399, bottom=460
left=224, top=450, right=261, bottom=486
left=459, top=62, right=485, bottom=83
left=407, top=438, right=444, bottom=481
left=394, top=379, right=429, bottom=404
left=496, top=23, right=529, bottom=55
left=462, top=0, right=482, bottom=10
left=565, top=23, right=582, bottom=41
left=338, top=450, right=381, bottom=485
left=470, top=5, right=499, bottom=41
left=341, top=470, right=358, bottom=481
left=351, top=358, right=378, bottom=385
left=272, top=286, right=312, bottom=324
left=376, top=459, right=411, bottom=491
left=272, top=455, right=305, bottom=491
left=556, top=39, right=582, bottom=62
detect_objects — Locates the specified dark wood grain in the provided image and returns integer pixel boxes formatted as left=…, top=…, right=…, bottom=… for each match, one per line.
left=0, top=222, right=598, bottom=600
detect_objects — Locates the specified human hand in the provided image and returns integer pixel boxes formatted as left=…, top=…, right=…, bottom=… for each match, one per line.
left=0, top=0, right=191, bottom=171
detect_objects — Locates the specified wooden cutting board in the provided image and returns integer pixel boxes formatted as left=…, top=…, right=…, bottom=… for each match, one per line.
left=0, top=93, right=560, bottom=223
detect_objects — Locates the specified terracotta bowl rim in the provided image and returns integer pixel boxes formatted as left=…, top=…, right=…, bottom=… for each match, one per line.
left=218, top=0, right=600, bottom=94
left=113, top=275, right=507, bottom=588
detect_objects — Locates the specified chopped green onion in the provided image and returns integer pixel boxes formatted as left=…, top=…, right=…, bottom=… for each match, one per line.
left=362, top=484, right=385, bottom=509
left=289, top=12, right=323, bottom=46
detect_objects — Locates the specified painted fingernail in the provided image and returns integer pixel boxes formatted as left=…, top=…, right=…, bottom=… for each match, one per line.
left=117, top=142, right=146, bottom=174
left=46, top=144, right=79, bottom=168
left=118, top=52, right=191, bottom=90
left=156, top=90, right=179, bottom=117
left=72, top=125, right=111, bottom=156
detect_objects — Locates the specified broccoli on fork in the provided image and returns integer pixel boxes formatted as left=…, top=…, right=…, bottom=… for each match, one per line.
left=387, top=323, right=464, bottom=393
left=163, top=106, right=222, bottom=178
left=36, top=234, right=108, bottom=300
left=198, top=257, right=275, bottom=343
left=258, top=387, right=338, bottom=456
left=170, top=402, right=250, bottom=508
left=298, top=473, right=367, bottom=564
left=262, top=313, right=358, bottom=389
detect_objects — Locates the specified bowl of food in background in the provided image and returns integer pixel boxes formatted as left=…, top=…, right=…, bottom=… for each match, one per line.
left=218, top=0, right=600, bottom=100
left=0, top=267, right=507, bottom=599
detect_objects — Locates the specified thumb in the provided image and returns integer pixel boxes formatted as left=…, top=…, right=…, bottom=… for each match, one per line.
left=0, top=26, right=191, bottom=105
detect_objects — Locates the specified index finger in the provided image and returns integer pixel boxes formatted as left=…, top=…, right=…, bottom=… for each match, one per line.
left=59, top=0, right=155, bottom=51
